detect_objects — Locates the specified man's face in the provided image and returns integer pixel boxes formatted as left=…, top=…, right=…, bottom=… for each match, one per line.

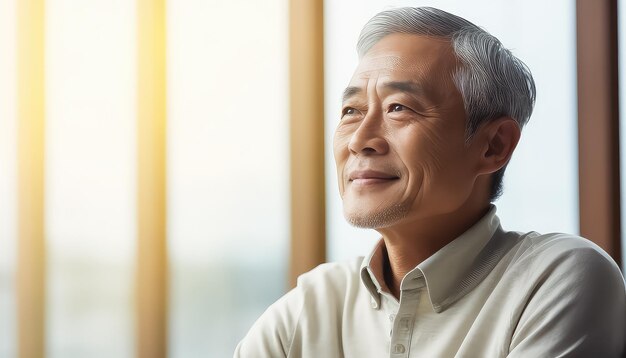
left=333, top=33, right=482, bottom=229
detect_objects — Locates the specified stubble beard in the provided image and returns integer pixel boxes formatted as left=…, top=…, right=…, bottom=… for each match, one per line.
left=344, top=201, right=411, bottom=229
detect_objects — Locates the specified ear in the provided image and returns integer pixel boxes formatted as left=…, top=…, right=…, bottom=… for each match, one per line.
left=476, top=117, right=521, bottom=175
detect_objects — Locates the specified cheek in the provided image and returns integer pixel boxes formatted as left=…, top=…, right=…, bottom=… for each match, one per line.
left=333, top=138, right=351, bottom=170
left=397, top=124, right=448, bottom=176
left=333, top=130, right=351, bottom=195
left=395, top=123, right=470, bottom=204
left=333, top=125, right=352, bottom=153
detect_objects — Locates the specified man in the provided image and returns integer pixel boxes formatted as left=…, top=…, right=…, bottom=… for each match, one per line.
left=235, top=7, right=626, bottom=357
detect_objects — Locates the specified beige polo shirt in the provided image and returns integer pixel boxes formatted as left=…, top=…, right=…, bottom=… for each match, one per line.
left=234, top=205, right=626, bottom=357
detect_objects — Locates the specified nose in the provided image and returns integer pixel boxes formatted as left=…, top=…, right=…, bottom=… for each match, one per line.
left=347, top=112, right=389, bottom=155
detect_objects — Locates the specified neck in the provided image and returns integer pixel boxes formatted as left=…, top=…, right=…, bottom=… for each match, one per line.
left=377, top=198, right=491, bottom=299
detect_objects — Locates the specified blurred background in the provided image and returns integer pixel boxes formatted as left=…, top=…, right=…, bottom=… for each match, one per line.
left=0, top=0, right=624, bottom=357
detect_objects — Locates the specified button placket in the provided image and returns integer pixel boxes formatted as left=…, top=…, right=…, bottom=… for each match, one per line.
left=389, top=288, right=420, bottom=358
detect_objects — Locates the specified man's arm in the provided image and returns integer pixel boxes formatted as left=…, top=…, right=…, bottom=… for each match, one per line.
left=508, top=244, right=626, bottom=357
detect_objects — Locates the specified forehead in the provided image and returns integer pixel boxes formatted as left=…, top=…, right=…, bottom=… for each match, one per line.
left=350, top=33, right=457, bottom=86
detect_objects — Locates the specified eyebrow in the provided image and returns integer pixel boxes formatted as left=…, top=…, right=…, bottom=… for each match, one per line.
left=342, top=86, right=362, bottom=103
left=341, top=81, right=426, bottom=103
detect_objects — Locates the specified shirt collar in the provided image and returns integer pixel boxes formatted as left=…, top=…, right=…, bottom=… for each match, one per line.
left=360, top=204, right=505, bottom=312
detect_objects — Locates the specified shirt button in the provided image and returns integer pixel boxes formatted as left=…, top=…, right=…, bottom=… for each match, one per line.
left=388, top=314, right=395, bottom=322
left=393, top=344, right=406, bottom=353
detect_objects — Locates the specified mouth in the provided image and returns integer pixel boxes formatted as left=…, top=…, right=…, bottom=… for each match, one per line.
left=348, top=169, right=400, bottom=186
left=350, top=178, right=400, bottom=186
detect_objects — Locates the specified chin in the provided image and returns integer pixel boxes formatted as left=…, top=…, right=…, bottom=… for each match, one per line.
left=343, top=202, right=410, bottom=229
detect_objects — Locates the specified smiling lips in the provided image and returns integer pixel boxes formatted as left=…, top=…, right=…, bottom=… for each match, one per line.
left=348, top=170, right=400, bottom=186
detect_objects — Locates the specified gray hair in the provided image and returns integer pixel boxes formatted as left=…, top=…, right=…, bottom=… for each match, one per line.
left=356, top=6, right=536, bottom=201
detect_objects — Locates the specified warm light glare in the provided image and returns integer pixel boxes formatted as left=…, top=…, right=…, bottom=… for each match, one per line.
left=45, top=0, right=136, bottom=356
left=167, top=0, right=289, bottom=356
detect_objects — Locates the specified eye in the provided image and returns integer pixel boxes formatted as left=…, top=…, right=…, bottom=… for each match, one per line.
left=389, top=104, right=407, bottom=112
left=341, top=107, right=359, bottom=118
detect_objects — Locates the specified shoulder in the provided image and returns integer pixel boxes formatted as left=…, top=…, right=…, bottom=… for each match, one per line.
left=507, top=232, right=626, bottom=356
left=512, top=231, right=624, bottom=281
left=507, top=232, right=626, bottom=298
left=522, top=232, right=624, bottom=302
